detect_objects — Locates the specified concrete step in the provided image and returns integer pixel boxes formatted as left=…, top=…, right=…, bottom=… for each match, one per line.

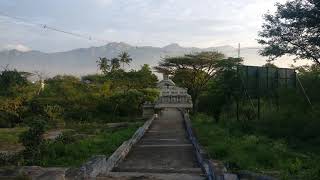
left=98, top=172, right=205, bottom=180
left=141, top=132, right=188, bottom=140
left=139, top=139, right=191, bottom=145
left=114, top=146, right=198, bottom=170
left=112, top=167, right=203, bottom=174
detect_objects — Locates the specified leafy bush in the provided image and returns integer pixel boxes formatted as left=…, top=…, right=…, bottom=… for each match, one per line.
left=55, top=131, right=77, bottom=144
left=191, top=113, right=320, bottom=179
left=44, top=105, right=64, bottom=128
left=19, top=119, right=47, bottom=165
left=39, top=125, right=139, bottom=167
left=0, top=69, right=29, bottom=96
left=0, top=111, right=17, bottom=128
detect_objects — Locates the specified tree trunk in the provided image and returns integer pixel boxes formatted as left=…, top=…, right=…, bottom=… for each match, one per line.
left=192, top=94, right=199, bottom=113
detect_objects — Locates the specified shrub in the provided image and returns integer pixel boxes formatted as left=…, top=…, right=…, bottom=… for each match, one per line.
left=20, top=118, right=46, bottom=165
left=0, top=152, right=23, bottom=166
left=0, top=111, right=17, bottom=128
left=44, top=105, right=65, bottom=128
left=55, top=131, right=77, bottom=144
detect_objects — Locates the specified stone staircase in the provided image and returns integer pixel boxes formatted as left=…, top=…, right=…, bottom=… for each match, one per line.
left=98, top=108, right=205, bottom=180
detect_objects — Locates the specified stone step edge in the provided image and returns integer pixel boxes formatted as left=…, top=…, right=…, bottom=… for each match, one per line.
left=97, top=172, right=205, bottom=180
left=65, top=115, right=157, bottom=179
left=101, top=168, right=204, bottom=176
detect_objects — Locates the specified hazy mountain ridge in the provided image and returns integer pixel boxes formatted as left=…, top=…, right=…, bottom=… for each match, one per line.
left=0, top=42, right=269, bottom=76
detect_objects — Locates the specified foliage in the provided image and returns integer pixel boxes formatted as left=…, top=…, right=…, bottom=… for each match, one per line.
left=262, top=62, right=278, bottom=68
left=0, top=69, right=30, bottom=96
left=198, top=57, right=241, bottom=121
left=19, top=118, right=47, bottom=165
left=155, top=51, right=242, bottom=111
left=81, top=74, right=106, bottom=84
left=107, top=64, right=158, bottom=91
left=96, top=57, right=111, bottom=74
left=0, top=127, right=26, bottom=154
left=258, top=0, right=320, bottom=65
left=44, top=105, right=64, bottom=128
left=0, top=52, right=158, bottom=167
left=191, top=113, right=320, bottom=179
left=295, top=64, right=320, bottom=102
left=97, top=51, right=132, bottom=73
left=0, top=152, right=23, bottom=166
left=107, top=89, right=158, bottom=117
left=39, top=125, right=139, bottom=167
left=195, top=62, right=320, bottom=178
left=118, top=51, right=133, bottom=68
left=0, top=69, right=37, bottom=127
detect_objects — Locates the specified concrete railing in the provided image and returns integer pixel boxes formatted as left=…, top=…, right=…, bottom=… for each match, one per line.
left=103, top=115, right=155, bottom=173
left=65, top=115, right=155, bottom=179
left=179, top=109, right=217, bottom=180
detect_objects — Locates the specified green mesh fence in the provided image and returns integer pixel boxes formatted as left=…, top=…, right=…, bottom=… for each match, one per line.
left=237, top=65, right=296, bottom=98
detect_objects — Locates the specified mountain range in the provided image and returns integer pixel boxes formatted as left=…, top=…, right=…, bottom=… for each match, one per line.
left=0, top=42, right=284, bottom=77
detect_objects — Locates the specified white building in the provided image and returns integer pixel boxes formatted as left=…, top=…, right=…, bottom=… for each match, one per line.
left=143, top=74, right=193, bottom=117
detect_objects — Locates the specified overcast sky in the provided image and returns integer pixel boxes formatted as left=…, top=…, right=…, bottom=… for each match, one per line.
left=0, top=0, right=287, bottom=53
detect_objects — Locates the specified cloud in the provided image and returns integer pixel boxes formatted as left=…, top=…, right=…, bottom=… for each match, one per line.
left=95, top=0, right=113, bottom=6
left=0, top=0, right=289, bottom=52
left=2, top=44, right=31, bottom=52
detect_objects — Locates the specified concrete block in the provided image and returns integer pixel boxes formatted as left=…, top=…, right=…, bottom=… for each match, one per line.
left=65, top=155, right=106, bottom=179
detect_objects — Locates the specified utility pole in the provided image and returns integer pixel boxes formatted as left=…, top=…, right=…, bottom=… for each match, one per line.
left=238, top=43, right=241, bottom=58
left=236, top=43, right=241, bottom=121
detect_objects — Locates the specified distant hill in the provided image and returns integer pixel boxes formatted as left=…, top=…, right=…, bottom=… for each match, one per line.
left=0, top=42, right=283, bottom=77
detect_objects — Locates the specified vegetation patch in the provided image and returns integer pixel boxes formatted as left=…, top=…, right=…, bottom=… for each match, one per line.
left=0, top=127, right=26, bottom=152
left=39, top=124, right=140, bottom=167
left=191, top=113, right=320, bottom=179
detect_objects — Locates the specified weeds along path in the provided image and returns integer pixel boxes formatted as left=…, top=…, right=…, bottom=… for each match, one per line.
left=99, top=108, right=204, bottom=180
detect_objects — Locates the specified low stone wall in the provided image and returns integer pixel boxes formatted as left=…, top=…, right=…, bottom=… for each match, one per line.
left=65, top=155, right=107, bottom=179
left=103, top=115, right=155, bottom=173
left=65, top=115, right=155, bottom=179
left=0, top=116, right=156, bottom=180
left=181, top=111, right=277, bottom=180
left=180, top=110, right=239, bottom=180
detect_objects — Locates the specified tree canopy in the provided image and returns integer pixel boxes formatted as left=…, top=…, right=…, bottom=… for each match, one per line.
left=97, top=51, right=133, bottom=73
left=154, top=51, right=242, bottom=111
left=118, top=51, right=133, bottom=68
left=258, top=0, right=320, bottom=65
left=0, top=69, right=32, bottom=96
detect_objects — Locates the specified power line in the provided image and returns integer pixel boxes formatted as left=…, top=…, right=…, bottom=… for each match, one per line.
left=0, top=11, right=108, bottom=43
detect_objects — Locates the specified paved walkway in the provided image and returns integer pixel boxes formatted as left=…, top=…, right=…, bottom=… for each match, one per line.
left=99, top=108, right=204, bottom=180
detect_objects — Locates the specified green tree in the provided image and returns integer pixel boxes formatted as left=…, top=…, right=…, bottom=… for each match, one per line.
left=198, top=58, right=242, bottom=121
left=263, top=62, right=278, bottom=68
left=96, top=57, right=111, bottom=74
left=81, top=74, right=106, bottom=84
left=110, top=58, right=121, bottom=71
left=118, top=51, right=133, bottom=69
left=107, top=64, right=158, bottom=92
left=155, top=51, right=242, bottom=111
left=258, top=0, right=320, bottom=65
left=295, top=64, right=320, bottom=102
left=0, top=69, right=31, bottom=96
left=97, top=52, right=132, bottom=74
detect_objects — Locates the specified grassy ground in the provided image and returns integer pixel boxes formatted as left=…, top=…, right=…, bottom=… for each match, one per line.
left=0, top=120, right=142, bottom=168
left=39, top=123, right=141, bottom=167
left=191, top=113, right=320, bottom=180
left=0, top=127, right=27, bottom=152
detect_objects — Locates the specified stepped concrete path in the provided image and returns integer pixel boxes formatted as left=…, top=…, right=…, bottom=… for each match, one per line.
left=98, top=108, right=204, bottom=180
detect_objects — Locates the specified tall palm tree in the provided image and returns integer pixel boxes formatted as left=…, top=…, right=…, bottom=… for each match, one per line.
left=96, top=57, right=111, bottom=74
left=118, top=51, right=132, bottom=69
left=111, top=58, right=120, bottom=71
